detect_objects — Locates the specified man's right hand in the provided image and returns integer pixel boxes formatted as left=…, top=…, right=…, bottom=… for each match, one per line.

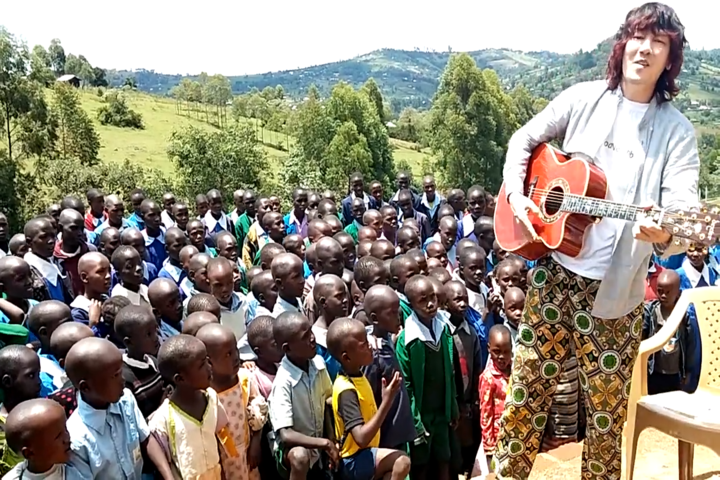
left=508, top=193, right=541, bottom=242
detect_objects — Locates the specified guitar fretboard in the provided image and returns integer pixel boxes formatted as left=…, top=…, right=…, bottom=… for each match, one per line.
left=560, top=195, right=647, bottom=222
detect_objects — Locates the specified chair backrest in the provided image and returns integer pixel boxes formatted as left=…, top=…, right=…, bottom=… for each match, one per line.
left=687, top=286, right=720, bottom=393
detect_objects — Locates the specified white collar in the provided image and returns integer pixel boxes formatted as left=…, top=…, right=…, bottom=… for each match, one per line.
left=351, top=191, right=371, bottom=208
left=404, top=310, right=449, bottom=346
left=161, top=258, right=184, bottom=282
left=24, top=252, right=61, bottom=286
left=446, top=316, right=471, bottom=335
left=160, top=210, right=175, bottom=229
left=273, top=296, right=301, bottom=316
left=204, top=211, right=228, bottom=232
left=123, top=353, right=157, bottom=371
left=682, top=256, right=710, bottom=288
left=289, top=210, right=308, bottom=227
left=280, top=355, right=327, bottom=386
left=462, top=214, right=475, bottom=238
left=421, top=192, right=443, bottom=210
left=111, top=283, right=149, bottom=306
left=142, top=227, right=166, bottom=246
left=312, top=324, right=328, bottom=348
left=70, top=294, right=92, bottom=312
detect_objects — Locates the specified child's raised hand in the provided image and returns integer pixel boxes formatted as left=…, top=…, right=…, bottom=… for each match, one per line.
left=381, top=372, right=402, bottom=404
left=88, top=299, right=103, bottom=328
left=488, top=292, right=503, bottom=313
left=241, top=361, right=257, bottom=371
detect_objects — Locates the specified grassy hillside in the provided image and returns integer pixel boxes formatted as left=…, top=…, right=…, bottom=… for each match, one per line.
left=76, top=90, right=432, bottom=178
left=108, top=42, right=720, bottom=114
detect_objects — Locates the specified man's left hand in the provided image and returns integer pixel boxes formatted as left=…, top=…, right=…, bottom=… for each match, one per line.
left=633, top=212, right=671, bottom=244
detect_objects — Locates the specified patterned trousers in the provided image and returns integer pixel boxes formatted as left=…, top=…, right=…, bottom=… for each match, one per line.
left=493, top=257, right=643, bottom=480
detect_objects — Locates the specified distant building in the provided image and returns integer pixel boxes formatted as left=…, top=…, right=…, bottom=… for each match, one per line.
left=57, top=74, right=81, bottom=88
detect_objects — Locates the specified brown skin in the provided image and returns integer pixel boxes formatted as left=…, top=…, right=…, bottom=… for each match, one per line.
left=362, top=210, right=383, bottom=237
left=489, top=326, right=512, bottom=375
left=313, top=275, right=349, bottom=331
left=182, top=312, right=220, bottom=336
left=458, top=248, right=486, bottom=294
left=120, top=308, right=160, bottom=361
left=496, top=263, right=523, bottom=297
left=364, top=285, right=401, bottom=336
left=315, top=237, right=345, bottom=277
left=167, top=338, right=213, bottom=423
left=206, top=258, right=235, bottom=307
left=179, top=245, right=199, bottom=272
left=370, top=239, right=396, bottom=261
left=357, top=226, right=378, bottom=242
left=271, top=253, right=305, bottom=306
left=78, top=252, right=112, bottom=299
left=164, top=228, right=188, bottom=263
left=114, top=248, right=144, bottom=292
left=28, top=300, right=72, bottom=353
left=283, top=234, right=306, bottom=260
left=187, top=254, right=211, bottom=293
left=396, top=227, right=420, bottom=254
left=172, top=203, right=190, bottom=231
left=405, top=277, right=438, bottom=327
left=121, top=228, right=147, bottom=261
left=0, top=257, right=34, bottom=308
left=445, top=281, right=469, bottom=324
left=0, top=348, right=41, bottom=413
left=49, top=322, right=94, bottom=368
left=426, top=242, right=449, bottom=269
left=187, top=220, right=207, bottom=253
left=7, top=399, right=71, bottom=474
left=98, top=228, right=120, bottom=260
left=503, top=287, right=525, bottom=329
left=390, top=257, right=420, bottom=295
left=148, top=278, right=184, bottom=326
left=656, top=270, right=681, bottom=318
left=25, top=218, right=56, bottom=260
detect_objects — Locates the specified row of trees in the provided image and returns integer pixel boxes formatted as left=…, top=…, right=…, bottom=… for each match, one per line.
left=170, top=75, right=233, bottom=128
left=28, top=38, right=107, bottom=87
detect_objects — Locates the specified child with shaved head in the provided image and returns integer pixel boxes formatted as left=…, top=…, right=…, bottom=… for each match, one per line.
left=3, top=399, right=71, bottom=479
left=327, top=317, right=411, bottom=480
left=270, top=253, right=305, bottom=317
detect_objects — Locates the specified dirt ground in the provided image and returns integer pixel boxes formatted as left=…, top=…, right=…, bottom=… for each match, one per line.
left=526, top=429, right=720, bottom=479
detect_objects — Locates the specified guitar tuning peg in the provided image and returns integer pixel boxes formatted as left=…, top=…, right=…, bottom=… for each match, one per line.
left=674, top=239, right=682, bottom=245
left=706, top=216, right=712, bottom=223
left=700, top=233, right=706, bottom=240
left=712, top=207, right=720, bottom=215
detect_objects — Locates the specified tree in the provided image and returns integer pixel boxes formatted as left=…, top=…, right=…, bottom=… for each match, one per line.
left=428, top=53, right=518, bottom=192
left=29, top=45, right=54, bottom=86
left=97, top=91, right=144, bottom=129
left=362, top=78, right=385, bottom=122
left=167, top=124, right=269, bottom=202
left=204, top=74, right=232, bottom=127
left=48, top=39, right=65, bottom=76
left=51, top=82, right=100, bottom=165
left=91, top=67, right=108, bottom=87
left=393, top=107, right=427, bottom=144
left=0, top=30, right=57, bottom=227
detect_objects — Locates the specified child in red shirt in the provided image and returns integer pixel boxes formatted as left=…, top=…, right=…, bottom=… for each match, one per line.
left=479, top=324, right=512, bottom=468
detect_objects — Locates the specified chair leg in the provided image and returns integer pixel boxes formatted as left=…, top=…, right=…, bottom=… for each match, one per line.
left=623, top=419, right=643, bottom=480
left=678, top=441, right=694, bottom=480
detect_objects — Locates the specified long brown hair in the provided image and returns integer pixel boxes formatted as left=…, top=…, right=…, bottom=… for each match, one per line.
left=606, top=2, right=688, bottom=103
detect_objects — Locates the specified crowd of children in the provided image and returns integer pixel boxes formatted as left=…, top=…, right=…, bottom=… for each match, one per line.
left=0, top=170, right=708, bottom=480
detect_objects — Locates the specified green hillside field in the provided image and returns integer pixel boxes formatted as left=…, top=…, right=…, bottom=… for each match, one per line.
left=76, top=89, right=432, bottom=179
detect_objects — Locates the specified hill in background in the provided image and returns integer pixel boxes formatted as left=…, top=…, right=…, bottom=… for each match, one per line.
left=107, top=39, right=720, bottom=113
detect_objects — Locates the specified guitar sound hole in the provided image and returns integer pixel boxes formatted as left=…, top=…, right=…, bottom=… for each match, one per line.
left=544, top=186, right=564, bottom=215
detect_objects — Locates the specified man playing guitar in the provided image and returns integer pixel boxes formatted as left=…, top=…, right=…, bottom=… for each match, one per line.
left=494, top=3, right=699, bottom=479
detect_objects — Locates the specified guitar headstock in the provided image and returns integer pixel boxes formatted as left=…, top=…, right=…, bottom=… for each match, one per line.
left=661, top=204, right=720, bottom=246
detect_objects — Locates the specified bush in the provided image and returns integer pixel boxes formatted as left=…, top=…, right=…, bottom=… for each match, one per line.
left=97, top=91, right=144, bottom=129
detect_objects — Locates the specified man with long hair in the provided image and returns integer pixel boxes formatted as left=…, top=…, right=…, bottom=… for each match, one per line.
left=495, top=3, right=698, bottom=479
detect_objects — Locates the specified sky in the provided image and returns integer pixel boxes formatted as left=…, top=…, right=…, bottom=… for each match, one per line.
left=3, top=0, right=717, bottom=76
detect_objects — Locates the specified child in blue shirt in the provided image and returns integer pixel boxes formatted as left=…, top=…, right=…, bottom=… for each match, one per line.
left=157, top=228, right=188, bottom=291
left=70, top=252, right=111, bottom=325
left=27, top=300, right=72, bottom=393
left=65, top=337, right=172, bottom=479
left=23, top=217, right=72, bottom=303
left=0, top=256, right=38, bottom=326
left=312, top=274, right=348, bottom=381
left=140, top=200, right=168, bottom=272
left=119, top=229, right=158, bottom=286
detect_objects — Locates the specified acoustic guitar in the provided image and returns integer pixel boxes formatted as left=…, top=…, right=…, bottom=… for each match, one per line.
left=494, top=143, right=719, bottom=261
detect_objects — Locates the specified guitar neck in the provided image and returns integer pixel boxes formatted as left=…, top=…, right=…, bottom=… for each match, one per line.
left=561, top=195, right=647, bottom=222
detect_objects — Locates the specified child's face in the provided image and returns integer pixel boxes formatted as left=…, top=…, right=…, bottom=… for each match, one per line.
left=446, top=284, right=469, bottom=317
left=493, top=242, right=508, bottom=263
left=285, top=237, right=306, bottom=260
left=90, top=196, right=105, bottom=216
left=190, top=264, right=210, bottom=293
left=373, top=297, right=401, bottom=334
left=382, top=210, right=398, bottom=230
left=320, top=283, right=349, bottom=319
left=100, top=231, right=120, bottom=259
left=686, top=245, right=707, bottom=269
left=394, top=262, right=420, bottom=293
left=62, top=215, right=85, bottom=246
left=207, top=333, right=240, bottom=379
left=255, top=331, right=283, bottom=365
left=337, top=238, right=356, bottom=270
left=431, top=281, right=446, bottom=310
left=187, top=222, right=205, bottom=249
left=351, top=201, right=366, bottom=222
left=29, top=221, right=56, bottom=258
left=131, top=195, right=145, bottom=213
left=398, top=234, right=419, bottom=253
left=366, top=214, right=383, bottom=234
left=359, top=266, right=388, bottom=293
left=285, top=318, right=317, bottom=362
left=460, top=253, right=485, bottom=289
left=370, top=184, right=383, bottom=202
left=173, top=205, right=189, bottom=229
left=269, top=197, right=281, bottom=212
left=30, top=405, right=71, bottom=466
left=489, top=334, right=512, bottom=372
left=0, top=215, right=8, bottom=242
left=178, top=344, right=213, bottom=390
left=163, top=196, right=176, bottom=212
left=126, top=235, right=146, bottom=260
left=217, top=237, right=238, bottom=263
left=411, top=254, right=428, bottom=277
left=375, top=243, right=396, bottom=261
left=106, top=202, right=124, bottom=224
left=196, top=200, right=209, bottom=218
left=143, top=204, right=162, bottom=231
left=83, top=257, right=112, bottom=295
left=166, top=234, right=187, bottom=262
left=657, top=278, right=680, bottom=309
left=408, top=282, right=438, bottom=323
left=341, top=325, right=374, bottom=371
left=156, top=289, right=184, bottom=322
left=279, top=264, right=305, bottom=299
left=468, top=191, right=486, bottom=219
left=497, top=265, right=522, bottom=295
left=129, top=314, right=160, bottom=358
left=81, top=352, right=125, bottom=405
left=293, top=193, right=308, bottom=214
left=209, top=267, right=234, bottom=305
left=3, top=261, right=33, bottom=299
left=119, top=252, right=143, bottom=287
left=438, top=223, right=458, bottom=251
left=8, top=354, right=41, bottom=400
left=504, top=294, right=525, bottom=327
left=209, top=197, right=223, bottom=216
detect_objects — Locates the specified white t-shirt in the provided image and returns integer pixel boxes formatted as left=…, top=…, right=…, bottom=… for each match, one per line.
left=554, top=98, right=649, bottom=280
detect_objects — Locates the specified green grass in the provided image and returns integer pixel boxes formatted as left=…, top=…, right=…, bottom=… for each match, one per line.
left=76, top=89, right=431, bottom=178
